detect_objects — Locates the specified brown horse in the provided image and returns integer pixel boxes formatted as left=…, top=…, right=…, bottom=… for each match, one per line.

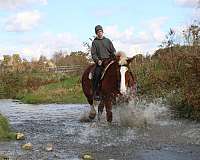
left=81, top=52, right=136, bottom=122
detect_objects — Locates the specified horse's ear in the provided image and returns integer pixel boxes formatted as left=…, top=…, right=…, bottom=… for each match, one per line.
left=127, top=57, right=135, bottom=64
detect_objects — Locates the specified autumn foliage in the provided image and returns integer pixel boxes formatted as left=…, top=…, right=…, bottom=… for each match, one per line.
left=131, top=22, right=200, bottom=120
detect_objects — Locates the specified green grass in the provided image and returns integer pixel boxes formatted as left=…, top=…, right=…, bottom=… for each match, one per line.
left=20, top=76, right=87, bottom=104
left=0, top=113, right=16, bottom=140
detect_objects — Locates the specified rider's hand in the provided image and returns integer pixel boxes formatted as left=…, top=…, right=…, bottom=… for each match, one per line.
left=98, top=60, right=102, bottom=66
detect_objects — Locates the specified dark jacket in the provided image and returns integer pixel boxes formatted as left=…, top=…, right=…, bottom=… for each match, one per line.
left=91, top=36, right=116, bottom=63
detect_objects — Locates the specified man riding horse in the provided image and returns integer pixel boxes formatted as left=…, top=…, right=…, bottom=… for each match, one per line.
left=81, top=25, right=136, bottom=123
left=91, top=25, right=116, bottom=100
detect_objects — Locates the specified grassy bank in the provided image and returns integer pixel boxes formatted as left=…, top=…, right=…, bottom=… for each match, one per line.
left=0, top=72, right=68, bottom=99
left=0, top=113, right=16, bottom=140
left=19, top=76, right=87, bottom=104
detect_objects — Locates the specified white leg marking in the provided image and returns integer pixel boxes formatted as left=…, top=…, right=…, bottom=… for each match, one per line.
left=120, top=66, right=128, bottom=94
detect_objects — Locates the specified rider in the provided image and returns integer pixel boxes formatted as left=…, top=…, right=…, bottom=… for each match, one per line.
left=91, top=25, right=116, bottom=100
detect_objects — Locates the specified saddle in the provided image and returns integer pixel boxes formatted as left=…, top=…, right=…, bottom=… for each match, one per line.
left=88, top=59, right=115, bottom=80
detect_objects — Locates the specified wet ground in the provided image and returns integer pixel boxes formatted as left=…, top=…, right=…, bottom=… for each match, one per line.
left=0, top=99, right=200, bottom=160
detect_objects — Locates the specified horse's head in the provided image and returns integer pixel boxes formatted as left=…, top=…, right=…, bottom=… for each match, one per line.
left=115, top=51, right=136, bottom=97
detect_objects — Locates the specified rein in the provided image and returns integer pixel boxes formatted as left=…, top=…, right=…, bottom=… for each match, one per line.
left=100, top=60, right=115, bottom=80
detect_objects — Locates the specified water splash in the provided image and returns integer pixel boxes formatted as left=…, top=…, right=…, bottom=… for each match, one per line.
left=115, top=98, right=169, bottom=128
left=182, top=128, right=200, bottom=145
left=79, top=110, right=91, bottom=122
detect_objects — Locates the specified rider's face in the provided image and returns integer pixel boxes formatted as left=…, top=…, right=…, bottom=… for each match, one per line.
left=96, top=30, right=103, bottom=39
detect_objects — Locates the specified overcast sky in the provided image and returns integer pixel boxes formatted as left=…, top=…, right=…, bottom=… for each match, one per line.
left=0, top=0, right=199, bottom=60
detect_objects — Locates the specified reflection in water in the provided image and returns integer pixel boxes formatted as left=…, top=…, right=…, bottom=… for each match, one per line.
left=0, top=99, right=200, bottom=160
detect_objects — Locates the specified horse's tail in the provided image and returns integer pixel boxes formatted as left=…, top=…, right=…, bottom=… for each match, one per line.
left=81, top=64, right=95, bottom=103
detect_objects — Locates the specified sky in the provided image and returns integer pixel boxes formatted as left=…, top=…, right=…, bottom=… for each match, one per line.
left=0, top=0, right=199, bottom=60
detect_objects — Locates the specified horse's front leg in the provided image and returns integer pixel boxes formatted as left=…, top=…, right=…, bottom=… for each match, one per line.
left=89, top=105, right=96, bottom=120
left=98, top=100, right=104, bottom=122
left=104, top=98, right=112, bottom=123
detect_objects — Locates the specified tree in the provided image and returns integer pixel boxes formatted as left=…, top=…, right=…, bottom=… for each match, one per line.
left=51, top=51, right=65, bottom=66
left=12, top=54, right=22, bottom=65
left=161, top=28, right=176, bottom=48
left=38, top=55, right=47, bottom=64
left=3, top=55, right=12, bottom=66
left=183, top=21, right=200, bottom=46
left=83, top=37, right=94, bottom=54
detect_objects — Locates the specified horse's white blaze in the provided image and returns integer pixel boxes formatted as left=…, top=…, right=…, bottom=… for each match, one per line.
left=120, top=66, right=128, bottom=94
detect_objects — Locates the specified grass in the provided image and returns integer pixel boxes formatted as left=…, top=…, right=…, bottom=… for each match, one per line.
left=0, top=113, right=16, bottom=140
left=20, top=76, right=87, bottom=104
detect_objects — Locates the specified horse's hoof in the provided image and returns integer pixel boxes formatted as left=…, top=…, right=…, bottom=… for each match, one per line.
left=89, top=115, right=96, bottom=120
left=79, top=117, right=91, bottom=123
left=107, top=122, right=112, bottom=126
left=90, top=123, right=97, bottom=128
left=79, top=112, right=92, bottom=123
left=89, top=111, right=96, bottom=120
left=97, top=115, right=101, bottom=122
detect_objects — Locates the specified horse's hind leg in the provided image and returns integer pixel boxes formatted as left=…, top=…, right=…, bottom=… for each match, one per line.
left=98, top=100, right=104, bottom=121
left=88, top=98, right=96, bottom=120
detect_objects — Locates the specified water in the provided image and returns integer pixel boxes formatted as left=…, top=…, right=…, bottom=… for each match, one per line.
left=0, top=99, right=200, bottom=160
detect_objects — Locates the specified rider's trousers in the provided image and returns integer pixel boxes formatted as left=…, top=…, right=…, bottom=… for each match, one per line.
left=92, top=64, right=103, bottom=93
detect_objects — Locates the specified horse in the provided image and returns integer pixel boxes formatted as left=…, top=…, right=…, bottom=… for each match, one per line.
left=81, top=52, right=136, bottom=123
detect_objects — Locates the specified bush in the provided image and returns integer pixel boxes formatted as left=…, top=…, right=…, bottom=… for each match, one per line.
left=0, top=113, right=16, bottom=140
left=131, top=45, right=200, bottom=120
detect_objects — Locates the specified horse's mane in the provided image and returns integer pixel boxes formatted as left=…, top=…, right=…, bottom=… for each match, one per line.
left=101, top=51, right=128, bottom=79
left=116, top=51, right=128, bottom=65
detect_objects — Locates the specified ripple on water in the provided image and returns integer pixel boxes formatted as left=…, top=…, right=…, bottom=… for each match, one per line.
left=0, top=99, right=200, bottom=160
left=182, top=128, right=200, bottom=145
